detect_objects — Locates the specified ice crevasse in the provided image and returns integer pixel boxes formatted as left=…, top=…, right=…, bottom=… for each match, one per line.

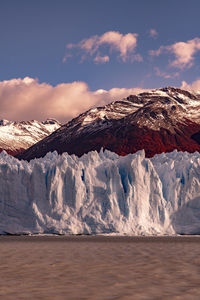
left=0, top=149, right=200, bottom=235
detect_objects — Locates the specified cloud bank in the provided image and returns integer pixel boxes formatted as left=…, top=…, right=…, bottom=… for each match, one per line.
left=150, top=38, right=200, bottom=69
left=0, top=77, right=145, bottom=123
left=1, top=77, right=200, bottom=124
left=64, top=31, right=141, bottom=63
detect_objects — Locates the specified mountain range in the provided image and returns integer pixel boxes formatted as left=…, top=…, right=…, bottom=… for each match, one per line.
left=16, top=87, right=200, bottom=161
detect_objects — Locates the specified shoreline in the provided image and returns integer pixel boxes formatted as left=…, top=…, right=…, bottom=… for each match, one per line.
left=1, top=234, right=200, bottom=242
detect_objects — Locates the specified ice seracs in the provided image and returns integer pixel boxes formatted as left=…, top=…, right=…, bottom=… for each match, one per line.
left=0, top=149, right=200, bottom=235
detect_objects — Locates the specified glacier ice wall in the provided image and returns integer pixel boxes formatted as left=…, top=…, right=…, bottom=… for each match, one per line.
left=0, top=149, right=200, bottom=235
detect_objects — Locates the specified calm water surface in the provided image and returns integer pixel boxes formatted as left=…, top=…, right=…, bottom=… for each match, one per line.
left=0, top=236, right=200, bottom=299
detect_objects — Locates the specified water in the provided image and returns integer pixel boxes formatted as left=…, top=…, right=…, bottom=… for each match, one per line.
left=0, top=236, right=200, bottom=299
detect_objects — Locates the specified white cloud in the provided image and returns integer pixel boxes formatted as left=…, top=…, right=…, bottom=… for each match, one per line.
left=64, top=31, right=140, bottom=63
left=150, top=38, right=200, bottom=69
left=0, top=77, right=146, bottom=123
left=180, top=79, right=200, bottom=93
left=149, top=29, right=158, bottom=39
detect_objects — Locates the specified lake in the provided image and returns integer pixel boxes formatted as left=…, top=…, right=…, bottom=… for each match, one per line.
left=0, top=236, right=200, bottom=299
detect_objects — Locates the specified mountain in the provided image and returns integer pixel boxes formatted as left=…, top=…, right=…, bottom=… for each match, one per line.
left=0, top=118, right=61, bottom=155
left=17, top=87, right=200, bottom=161
left=1, top=149, right=200, bottom=235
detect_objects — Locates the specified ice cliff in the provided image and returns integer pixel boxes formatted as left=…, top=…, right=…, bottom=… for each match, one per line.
left=0, top=149, right=200, bottom=235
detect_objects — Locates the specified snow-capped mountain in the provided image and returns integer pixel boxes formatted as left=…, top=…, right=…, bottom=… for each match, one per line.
left=1, top=149, right=200, bottom=235
left=17, top=87, right=200, bottom=161
left=0, top=118, right=61, bottom=155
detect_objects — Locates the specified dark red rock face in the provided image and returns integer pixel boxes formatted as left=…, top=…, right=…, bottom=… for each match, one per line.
left=16, top=123, right=200, bottom=161
left=16, top=87, right=200, bottom=161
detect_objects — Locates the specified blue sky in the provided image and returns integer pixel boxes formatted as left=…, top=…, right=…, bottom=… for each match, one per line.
left=1, top=0, right=200, bottom=89
left=0, top=0, right=200, bottom=122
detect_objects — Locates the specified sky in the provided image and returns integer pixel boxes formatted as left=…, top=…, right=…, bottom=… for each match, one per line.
left=1, top=0, right=200, bottom=122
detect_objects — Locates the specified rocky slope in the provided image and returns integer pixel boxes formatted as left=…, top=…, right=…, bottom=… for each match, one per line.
left=0, top=119, right=61, bottom=155
left=17, top=87, right=200, bottom=161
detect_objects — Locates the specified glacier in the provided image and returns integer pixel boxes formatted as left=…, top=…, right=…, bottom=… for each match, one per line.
left=0, top=149, right=200, bottom=235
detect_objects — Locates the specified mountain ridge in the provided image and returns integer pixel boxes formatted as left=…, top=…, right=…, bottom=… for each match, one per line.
left=16, top=87, right=200, bottom=160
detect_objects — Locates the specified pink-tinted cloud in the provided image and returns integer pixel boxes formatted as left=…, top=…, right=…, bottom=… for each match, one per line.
left=149, top=29, right=158, bottom=39
left=94, top=54, right=110, bottom=64
left=131, top=54, right=143, bottom=63
left=93, top=86, right=147, bottom=100
left=98, top=31, right=138, bottom=61
left=0, top=77, right=147, bottom=123
left=150, top=38, right=200, bottom=69
left=79, top=36, right=99, bottom=53
left=154, top=67, right=179, bottom=79
left=64, top=31, right=140, bottom=63
left=170, top=39, right=200, bottom=68
left=181, top=79, right=200, bottom=92
left=62, top=53, right=72, bottom=63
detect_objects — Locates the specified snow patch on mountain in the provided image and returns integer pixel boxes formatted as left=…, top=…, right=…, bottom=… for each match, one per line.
left=0, top=149, right=200, bottom=235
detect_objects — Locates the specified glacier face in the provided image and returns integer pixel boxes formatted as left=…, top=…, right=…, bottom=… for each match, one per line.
left=0, top=149, right=200, bottom=235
